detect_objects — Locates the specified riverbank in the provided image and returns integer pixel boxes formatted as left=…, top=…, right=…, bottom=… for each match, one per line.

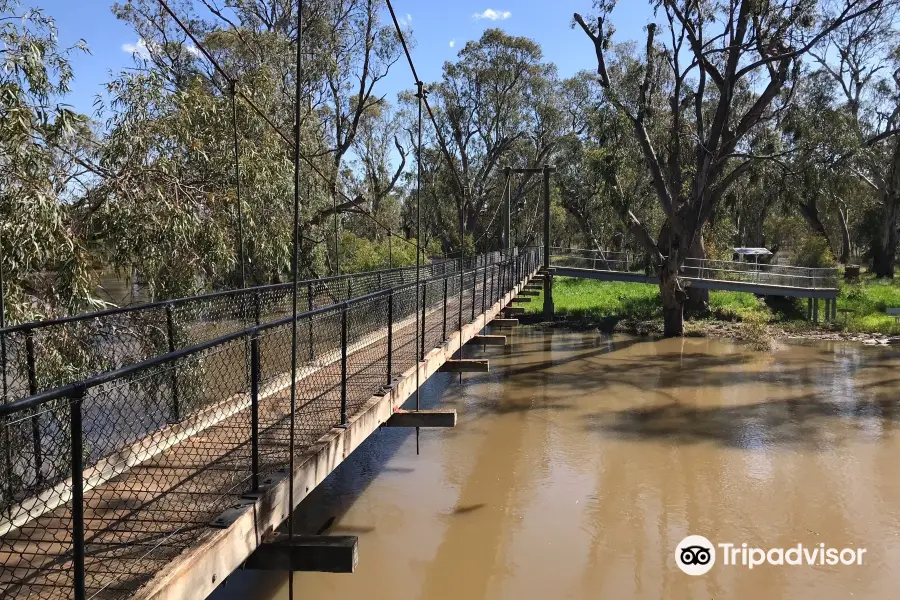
left=523, top=276, right=900, bottom=345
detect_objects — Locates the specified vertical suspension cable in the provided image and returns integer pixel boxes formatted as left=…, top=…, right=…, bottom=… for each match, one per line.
left=231, top=82, right=246, bottom=290
left=288, top=0, right=304, bottom=544
left=415, top=80, right=424, bottom=455
left=458, top=199, right=463, bottom=385
left=333, top=188, right=340, bottom=276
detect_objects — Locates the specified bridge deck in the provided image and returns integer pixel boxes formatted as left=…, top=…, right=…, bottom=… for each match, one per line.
left=0, top=255, right=537, bottom=600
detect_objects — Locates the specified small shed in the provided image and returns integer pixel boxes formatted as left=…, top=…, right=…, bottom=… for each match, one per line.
left=733, top=247, right=772, bottom=264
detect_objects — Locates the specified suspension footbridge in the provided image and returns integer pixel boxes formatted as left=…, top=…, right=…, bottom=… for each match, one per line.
left=0, top=249, right=541, bottom=600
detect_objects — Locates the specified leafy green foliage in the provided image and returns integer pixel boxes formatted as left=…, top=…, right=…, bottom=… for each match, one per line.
left=791, top=234, right=838, bottom=268
left=0, top=0, right=94, bottom=322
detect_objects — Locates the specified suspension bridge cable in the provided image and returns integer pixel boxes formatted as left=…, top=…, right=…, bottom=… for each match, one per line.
left=384, top=0, right=468, bottom=205
left=155, top=0, right=421, bottom=254
left=230, top=82, right=246, bottom=289
left=384, top=0, right=476, bottom=370
left=288, top=0, right=304, bottom=550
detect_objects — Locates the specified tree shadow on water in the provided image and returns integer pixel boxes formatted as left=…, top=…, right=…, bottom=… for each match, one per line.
left=586, top=386, right=900, bottom=451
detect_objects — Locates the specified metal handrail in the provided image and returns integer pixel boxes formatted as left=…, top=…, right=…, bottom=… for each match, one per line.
left=0, top=255, right=462, bottom=336
left=0, top=248, right=535, bottom=418
left=0, top=247, right=540, bottom=600
left=550, top=250, right=840, bottom=289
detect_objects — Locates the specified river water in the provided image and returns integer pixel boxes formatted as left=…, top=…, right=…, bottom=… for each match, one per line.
left=211, top=328, right=900, bottom=600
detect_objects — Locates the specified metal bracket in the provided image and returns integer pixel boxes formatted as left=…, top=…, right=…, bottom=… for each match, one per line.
left=210, top=498, right=257, bottom=528
left=241, top=471, right=289, bottom=500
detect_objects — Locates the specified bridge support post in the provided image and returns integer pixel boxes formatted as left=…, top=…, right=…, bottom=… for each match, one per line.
left=24, top=331, right=42, bottom=482
left=813, top=298, right=819, bottom=323
left=832, top=298, right=837, bottom=321
left=386, top=290, right=393, bottom=387
left=503, top=167, right=511, bottom=253
left=542, top=164, right=555, bottom=318
left=340, top=306, right=349, bottom=426
left=421, top=282, right=427, bottom=361
left=69, top=385, right=86, bottom=600
left=807, top=298, right=813, bottom=321
left=250, top=335, right=260, bottom=492
left=307, top=282, right=314, bottom=360
left=442, top=278, right=448, bottom=341
left=165, top=303, right=181, bottom=423
left=825, top=299, right=831, bottom=323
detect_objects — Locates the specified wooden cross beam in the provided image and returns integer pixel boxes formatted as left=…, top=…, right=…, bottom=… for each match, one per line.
left=439, top=359, right=489, bottom=373
left=384, top=409, right=456, bottom=428
left=471, top=334, right=506, bottom=346
left=243, top=535, right=358, bottom=573
left=492, top=318, right=519, bottom=327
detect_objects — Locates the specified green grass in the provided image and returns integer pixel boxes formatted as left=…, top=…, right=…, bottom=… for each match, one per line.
left=525, top=275, right=900, bottom=335
left=834, top=275, right=900, bottom=334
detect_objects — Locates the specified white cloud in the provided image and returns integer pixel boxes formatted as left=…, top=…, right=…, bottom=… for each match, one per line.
left=449, top=39, right=456, bottom=48
left=472, top=8, right=511, bottom=21
left=121, top=39, right=150, bottom=58
left=123, top=38, right=201, bottom=59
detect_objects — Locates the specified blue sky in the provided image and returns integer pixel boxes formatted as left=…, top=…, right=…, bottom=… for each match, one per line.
left=37, top=0, right=655, bottom=116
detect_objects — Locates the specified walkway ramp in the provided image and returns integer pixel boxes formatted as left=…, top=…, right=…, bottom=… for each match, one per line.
left=551, top=249, right=840, bottom=299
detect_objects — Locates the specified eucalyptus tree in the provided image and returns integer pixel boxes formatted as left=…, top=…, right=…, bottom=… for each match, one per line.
left=106, top=0, right=406, bottom=287
left=0, top=0, right=95, bottom=321
left=424, top=29, right=562, bottom=245
left=555, top=71, right=657, bottom=257
left=811, top=0, right=900, bottom=276
left=779, top=69, right=861, bottom=263
left=575, top=0, right=887, bottom=336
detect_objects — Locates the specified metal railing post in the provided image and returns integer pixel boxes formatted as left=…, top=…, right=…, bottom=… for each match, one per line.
left=307, top=282, right=314, bottom=361
left=70, top=385, right=86, bottom=600
left=482, top=265, right=487, bottom=315
left=442, top=278, right=449, bottom=340
left=253, top=290, right=261, bottom=326
left=165, top=303, right=180, bottom=422
left=471, top=269, right=477, bottom=320
left=24, top=330, right=42, bottom=482
left=420, top=281, right=427, bottom=360
left=250, top=334, right=260, bottom=492
left=340, top=306, right=348, bottom=426
left=386, top=291, right=393, bottom=387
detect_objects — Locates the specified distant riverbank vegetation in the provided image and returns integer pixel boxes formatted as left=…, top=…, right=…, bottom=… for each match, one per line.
left=4, top=0, right=900, bottom=338
left=526, top=276, right=900, bottom=337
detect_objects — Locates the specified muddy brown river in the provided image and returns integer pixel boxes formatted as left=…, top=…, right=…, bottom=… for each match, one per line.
left=211, top=328, right=900, bottom=599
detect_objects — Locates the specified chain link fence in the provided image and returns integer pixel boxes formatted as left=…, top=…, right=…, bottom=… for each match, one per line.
left=0, top=247, right=539, bottom=599
left=0, top=255, right=506, bottom=411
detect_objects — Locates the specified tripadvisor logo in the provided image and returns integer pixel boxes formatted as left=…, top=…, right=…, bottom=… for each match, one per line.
left=675, top=535, right=867, bottom=576
left=676, top=535, right=716, bottom=575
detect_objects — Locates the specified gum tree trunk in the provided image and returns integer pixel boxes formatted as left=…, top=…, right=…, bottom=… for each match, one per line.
left=838, top=205, right=851, bottom=265
left=872, top=138, right=900, bottom=278
left=684, top=236, right=709, bottom=313
left=659, top=260, right=685, bottom=337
